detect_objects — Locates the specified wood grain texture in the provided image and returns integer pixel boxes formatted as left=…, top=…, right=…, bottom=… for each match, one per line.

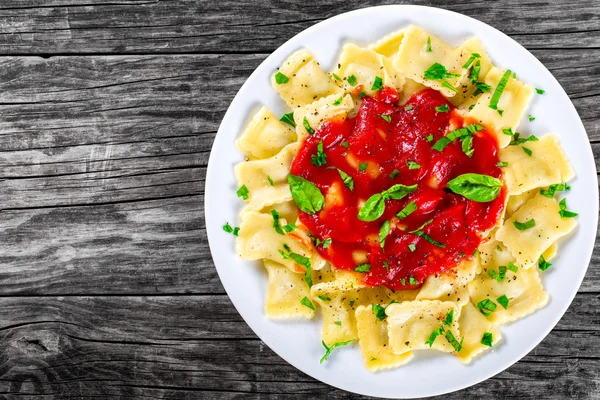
left=0, top=0, right=598, bottom=398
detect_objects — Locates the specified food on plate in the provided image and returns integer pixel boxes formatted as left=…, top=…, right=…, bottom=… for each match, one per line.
left=226, top=25, right=577, bottom=370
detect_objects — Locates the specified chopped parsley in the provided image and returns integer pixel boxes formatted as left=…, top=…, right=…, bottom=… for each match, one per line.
left=425, top=133, right=434, bottom=143
left=535, top=88, right=545, bottom=95
left=371, top=76, right=383, bottom=91
left=432, top=124, right=484, bottom=152
left=529, top=114, right=535, bottom=122
left=444, top=309, right=454, bottom=326
left=426, top=36, right=432, bottom=52
left=540, top=183, right=570, bottom=198
left=300, top=296, right=314, bottom=310
left=408, top=243, right=416, bottom=252
left=332, top=96, right=343, bottom=106
left=469, top=60, right=481, bottom=83
left=271, top=209, right=285, bottom=235
left=435, top=104, right=449, bottom=113
left=409, top=219, right=446, bottom=248
left=303, top=117, right=314, bottom=134
left=522, top=147, right=532, bottom=156
left=497, top=295, right=509, bottom=309
left=489, top=69, right=512, bottom=110
left=487, top=266, right=506, bottom=282
left=397, top=201, right=417, bottom=219
left=354, top=263, right=371, bottom=273
left=358, top=162, right=369, bottom=172
left=372, top=303, right=398, bottom=321
left=441, top=80, right=458, bottom=92
left=497, top=109, right=504, bottom=116
left=283, top=222, right=296, bottom=233
left=320, top=339, right=354, bottom=364
left=473, top=82, right=492, bottom=96
left=318, top=295, right=331, bottom=301
left=337, top=168, right=354, bottom=191
left=502, top=127, right=514, bottom=136
left=332, top=73, right=342, bottom=82
left=424, top=62, right=461, bottom=81
left=236, top=184, right=249, bottom=200
left=425, top=326, right=444, bottom=347
left=390, top=169, right=400, bottom=179
left=407, top=160, right=421, bottom=170
left=409, top=276, right=418, bottom=285
left=311, top=140, right=327, bottom=166
left=379, top=113, right=392, bottom=123
left=513, top=219, right=535, bottom=230
left=379, top=220, right=391, bottom=249
left=497, top=161, right=509, bottom=167
left=334, top=321, right=342, bottom=326
left=463, top=52, right=481, bottom=69
left=510, top=132, right=538, bottom=145
left=279, top=112, right=296, bottom=128
left=222, top=223, right=240, bottom=236
left=481, top=332, right=493, bottom=347
left=347, top=74, right=358, bottom=86
left=538, top=255, right=552, bottom=271
left=267, top=175, right=274, bottom=186
left=341, top=141, right=349, bottom=148
left=313, top=237, right=332, bottom=249
left=507, top=262, right=518, bottom=272
left=279, top=246, right=312, bottom=287
left=405, top=105, right=414, bottom=111
left=275, top=72, right=289, bottom=84
left=446, top=330, right=464, bottom=352
left=477, top=299, right=497, bottom=316
left=558, top=198, right=578, bottom=218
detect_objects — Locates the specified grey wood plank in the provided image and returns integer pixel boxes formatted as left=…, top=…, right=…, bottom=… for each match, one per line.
left=0, top=1, right=596, bottom=55
left=0, top=294, right=598, bottom=398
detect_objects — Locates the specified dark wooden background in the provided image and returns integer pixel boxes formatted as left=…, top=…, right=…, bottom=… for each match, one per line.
left=0, top=1, right=598, bottom=398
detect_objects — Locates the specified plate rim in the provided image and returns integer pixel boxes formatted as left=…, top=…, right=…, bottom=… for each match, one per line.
left=205, top=4, right=599, bottom=398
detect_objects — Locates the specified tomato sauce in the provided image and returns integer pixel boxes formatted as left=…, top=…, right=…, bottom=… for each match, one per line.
left=290, top=88, right=506, bottom=290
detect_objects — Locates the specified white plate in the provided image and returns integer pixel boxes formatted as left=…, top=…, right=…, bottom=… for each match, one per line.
left=205, top=5, right=598, bottom=398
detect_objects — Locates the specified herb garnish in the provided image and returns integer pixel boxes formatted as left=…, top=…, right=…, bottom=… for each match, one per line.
left=446, top=173, right=502, bottom=202
left=287, top=174, right=324, bottom=214
left=358, top=183, right=418, bottom=221
left=337, top=168, right=354, bottom=191
left=489, top=69, right=512, bottom=110
left=275, top=72, right=289, bottom=84
left=303, top=117, right=314, bottom=134
left=300, top=296, right=315, bottom=310
left=396, top=201, right=417, bottom=219
left=311, top=140, right=327, bottom=166
left=558, top=198, right=578, bottom=218
left=538, top=255, right=552, bottom=271
left=279, top=112, right=296, bottom=127
left=371, top=76, right=383, bottom=91
left=513, top=219, right=535, bottom=230
left=236, top=184, right=250, bottom=200
left=320, top=340, right=354, bottom=364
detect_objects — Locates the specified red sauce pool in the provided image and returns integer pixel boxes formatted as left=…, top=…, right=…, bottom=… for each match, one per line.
left=290, top=88, right=506, bottom=290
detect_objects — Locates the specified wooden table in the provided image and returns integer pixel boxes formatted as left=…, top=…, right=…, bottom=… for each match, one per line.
left=0, top=1, right=598, bottom=398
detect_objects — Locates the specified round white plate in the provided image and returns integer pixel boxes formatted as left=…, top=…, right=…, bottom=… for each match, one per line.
left=205, top=5, right=598, bottom=398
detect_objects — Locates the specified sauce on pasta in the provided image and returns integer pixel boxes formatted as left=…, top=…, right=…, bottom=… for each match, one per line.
left=290, top=88, right=506, bottom=290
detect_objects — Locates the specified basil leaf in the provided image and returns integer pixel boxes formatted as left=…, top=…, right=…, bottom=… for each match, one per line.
left=337, top=168, right=354, bottom=191
left=489, top=69, right=512, bottom=110
left=481, top=332, right=493, bottom=347
left=384, top=183, right=418, bottom=200
left=357, top=193, right=384, bottom=221
left=275, top=72, right=289, bottom=84
left=396, top=201, right=417, bottom=219
left=354, top=263, right=371, bottom=273
left=446, top=173, right=502, bottom=202
left=287, top=174, right=324, bottom=214
left=513, top=219, right=535, bottom=230
left=379, top=220, right=391, bottom=249
left=320, top=339, right=354, bottom=364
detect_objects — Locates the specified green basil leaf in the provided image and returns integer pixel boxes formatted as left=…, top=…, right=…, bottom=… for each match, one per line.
left=513, top=219, right=535, bottom=230
left=379, top=220, right=391, bottom=249
left=446, top=173, right=502, bottom=202
left=357, top=193, right=384, bottom=221
left=384, top=183, right=418, bottom=200
left=287, top=174, right=324, bottom=214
